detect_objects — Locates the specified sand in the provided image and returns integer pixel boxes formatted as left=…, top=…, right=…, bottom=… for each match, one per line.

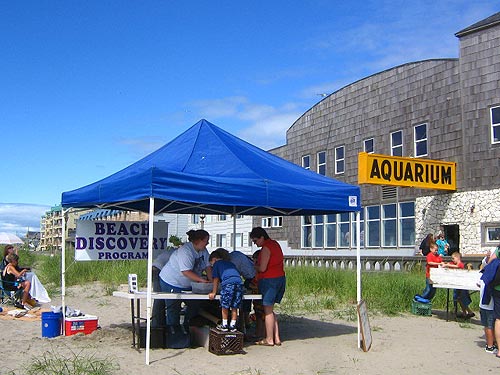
left=3, top=283, right=497, bottom=375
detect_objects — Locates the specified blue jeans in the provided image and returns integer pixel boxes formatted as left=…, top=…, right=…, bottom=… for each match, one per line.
left=159, top=278, right=202, bottom=327
left=421, top=278, right=436, bottom=300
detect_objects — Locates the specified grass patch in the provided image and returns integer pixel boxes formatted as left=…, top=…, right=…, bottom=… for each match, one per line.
left=7, top=350, right=119, bottom=375
left=27, top=251, right=477, bottom=316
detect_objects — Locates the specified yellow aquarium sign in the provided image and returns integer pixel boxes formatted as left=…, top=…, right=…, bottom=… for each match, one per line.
left=358, top=153, right=456, bottom=190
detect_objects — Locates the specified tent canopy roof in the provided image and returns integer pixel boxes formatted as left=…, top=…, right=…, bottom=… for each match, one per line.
left=62, top=119, right=360, bottom=215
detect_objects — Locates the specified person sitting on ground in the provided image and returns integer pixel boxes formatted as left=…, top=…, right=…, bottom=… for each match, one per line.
left=443, top=251, right=475, bottom=318
left=2, top=253, right=33, bottom=310
left=208, top=250, right=244, bottom=332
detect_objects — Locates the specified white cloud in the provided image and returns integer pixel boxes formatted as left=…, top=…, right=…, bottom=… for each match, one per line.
left=188, top=96, right=304, bottom=149
left=0, top=203, right=50, bottom=234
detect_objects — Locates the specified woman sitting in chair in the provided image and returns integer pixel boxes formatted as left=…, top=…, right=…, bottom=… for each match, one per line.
left=2, top=253, right=32, bottom=310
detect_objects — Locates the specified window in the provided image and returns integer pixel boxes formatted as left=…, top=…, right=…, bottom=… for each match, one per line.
left=391, top=130, right=403, bottom=156
left=366, top=206, right=380, bottom=247
left=414, top=123, right=428, bottom=157
left=272, top=216, right=283, bottom=227
left=302, top=216, right=312, bottom=247
left=325, top=214, right=336, bottom=247
left=317, top=151, right=326, bottom=175
left=335, top=146, right=345, bottom=174
left=218, top=214, right=227, bottom=221
left=382, top=204, right=397, bottom=246
left=313, top=215, right=324, bottom=247
left=482, top=223, right=500, bottom=244
left=364, top=138, right=374, bottom=153
left=216, top=234, right=226, bottom=247
left=302, top=155, right=311, bottom=170
left=399, top=202, right=415, bottom=246
left=231, top=233, right=243, bottom=247
left=491, top=106, right=500, bottom=144
left=261, top=217, right=272, bottom=228
left=191, top=214, right=199, bottom=224
left=338, top=212, right=350, bottom=247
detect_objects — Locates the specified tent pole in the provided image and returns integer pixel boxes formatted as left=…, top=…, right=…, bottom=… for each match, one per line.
left=356, top=210, right=361, bottom=349
left=145, top=197, right=155, bottom=365
left=232, top=208, right=237, bottom=251
left=61, top=208, right=68, bottom=334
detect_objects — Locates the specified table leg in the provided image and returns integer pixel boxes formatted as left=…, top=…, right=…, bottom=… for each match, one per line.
left=130, top=299, right=136, bottom=347
left=446, top=289, right=450, bottom=322
left=136, top=299, right=141, bottom=350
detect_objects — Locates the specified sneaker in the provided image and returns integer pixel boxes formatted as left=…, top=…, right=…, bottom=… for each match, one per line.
left=23, top=304, right=32, bottom=311
left=229, top=325, right=237, bottom=332
left=485, top=346, right=498, bottom=354
left=216, top=324, right=228, bottom=332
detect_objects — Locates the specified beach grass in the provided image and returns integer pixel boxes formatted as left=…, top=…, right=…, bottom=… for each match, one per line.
left=30, top=251, right=476, bottom=315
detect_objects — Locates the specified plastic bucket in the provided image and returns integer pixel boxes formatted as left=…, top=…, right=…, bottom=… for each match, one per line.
left=41, top=312, right=62, bottom=338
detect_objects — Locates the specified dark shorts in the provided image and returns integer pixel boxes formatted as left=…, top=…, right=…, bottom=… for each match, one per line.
left=480, top=308, right=495, bottom=329
left=259, top=276, right=286, bottom=306
left=220, top=283, right=243, bottom=309
left=493, top=289, right=500, bottom=320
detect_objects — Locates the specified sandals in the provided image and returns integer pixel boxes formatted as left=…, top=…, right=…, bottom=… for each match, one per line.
left=255, top=339, right=274, bottom=346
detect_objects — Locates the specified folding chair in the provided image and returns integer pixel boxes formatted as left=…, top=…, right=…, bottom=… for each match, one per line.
left=0, top=261, right=24, bottom=307
left=0, top=278, right=23, bottom=307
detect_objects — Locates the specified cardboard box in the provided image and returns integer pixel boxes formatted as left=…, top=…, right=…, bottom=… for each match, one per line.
left=65, top=315, right=99, bottom=336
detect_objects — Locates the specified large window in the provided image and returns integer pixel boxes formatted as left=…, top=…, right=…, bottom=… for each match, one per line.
left=300, top=202, right=414, bottom=249
left=325, top=214, right=336, bottom=247
left=335, top=146, right=345, bottom=174
left=414, top=123, right=428, bottom=157
left=302, top=216, right=312, bottom=247
left=399, top=202, right=415, bottom=246
left=382, top=204, right=397, bottom=247
left=366, top=206, right=380, bottom=247
left=338, top=212, right=350, bottom=247
left=302, top=155, right=311, bottom=170
left=391, top=130, right=403, bottom=156
left=364, top=138, right=374, bottom=153
left=313, top=215, right=324, bottom=247
left=317, top=151, right=326, bottom=175
left=491, top=106, right=500, bottom=144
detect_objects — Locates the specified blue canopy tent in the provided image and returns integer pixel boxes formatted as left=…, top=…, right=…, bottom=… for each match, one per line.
left=61, top=119, right=362, bottom=363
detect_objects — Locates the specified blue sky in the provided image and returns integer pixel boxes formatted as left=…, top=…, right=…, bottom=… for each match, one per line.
left=1, top=1, right=497, bottom=235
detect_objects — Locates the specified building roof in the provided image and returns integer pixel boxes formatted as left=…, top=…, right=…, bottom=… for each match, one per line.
left=455, top=11, right=500, bottom=37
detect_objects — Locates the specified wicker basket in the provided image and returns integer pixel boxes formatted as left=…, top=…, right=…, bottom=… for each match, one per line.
left=411, top=300, right=432, bottom=316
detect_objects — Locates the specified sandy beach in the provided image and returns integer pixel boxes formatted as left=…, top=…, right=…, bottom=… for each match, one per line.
left=2, top=283, right=497, bottom=375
